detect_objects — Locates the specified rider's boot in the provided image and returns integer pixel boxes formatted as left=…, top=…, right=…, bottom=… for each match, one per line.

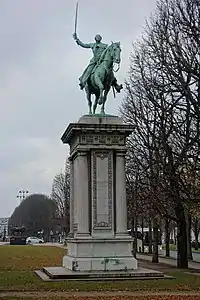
left=115, top=83, right=123, bottom=93
left=112, top=79, right=123, bottom=93
left=79, top=77, right=86, bottom=90
left=79, top=82, right=84, bottom=90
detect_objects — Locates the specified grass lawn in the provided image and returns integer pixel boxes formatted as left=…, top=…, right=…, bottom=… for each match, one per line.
left=1, top=245, right=200, bottom=299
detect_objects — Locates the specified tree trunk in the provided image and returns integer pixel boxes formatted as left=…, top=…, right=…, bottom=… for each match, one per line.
left=135, top=215, right=138, bottom=253
left=174, top=227, right=177, bottom=245
left=187, top=214, right=193, bottom=261
left=194, top=230, right=199, bottom=250
left=148, top=218, right=153, bottom=254
left=131, top=218, right=137, bottom=258
left=168, top=152, right=188, bottom=268
left=176, top=202, right=188, bottom=268
left=133, top=215, right=138, bottom=258
left=141, top=217, right=145, bottom=253
left=193, top=218, right=199, bottom=250
left=165, top=218, right=170, bottom=257
left=152, top=220, right=159, bottom=263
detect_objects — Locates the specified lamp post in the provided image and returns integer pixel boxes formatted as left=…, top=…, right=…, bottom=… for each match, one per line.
left=17, top=190, right=29, bottom=203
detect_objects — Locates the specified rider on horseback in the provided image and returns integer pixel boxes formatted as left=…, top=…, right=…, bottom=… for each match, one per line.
left=73, top=33, right=122, bottom=93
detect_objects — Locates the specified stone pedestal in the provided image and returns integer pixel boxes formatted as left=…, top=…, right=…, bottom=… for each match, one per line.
left=61, top=114, right=137, bottom=272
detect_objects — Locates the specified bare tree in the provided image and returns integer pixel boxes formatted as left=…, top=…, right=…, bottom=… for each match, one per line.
left=121, top=0, right=200, bottom=268
left=51, top=159, right=70, bottom=233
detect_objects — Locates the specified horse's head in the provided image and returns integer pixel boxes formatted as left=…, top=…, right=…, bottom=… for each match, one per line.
left=110, top=42, right=121, bottom=64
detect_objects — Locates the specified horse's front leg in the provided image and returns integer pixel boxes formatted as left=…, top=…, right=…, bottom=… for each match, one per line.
left=101, top=88, right=110, bottom=114
left=93, top=94, right=98, bottom=114
left=85, top=85, right=92, bottom=114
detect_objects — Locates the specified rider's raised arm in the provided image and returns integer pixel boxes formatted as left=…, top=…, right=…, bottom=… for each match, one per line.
left=73, top=33, right=93, bottom=49
left=76, top=38, right=92, bottom=48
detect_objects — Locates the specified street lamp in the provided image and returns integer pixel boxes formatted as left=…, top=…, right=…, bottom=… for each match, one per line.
left=17, top=190, right=29, bottom=203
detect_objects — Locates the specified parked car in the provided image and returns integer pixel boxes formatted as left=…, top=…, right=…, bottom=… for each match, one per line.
left=26, top=237, right=44, bottom=244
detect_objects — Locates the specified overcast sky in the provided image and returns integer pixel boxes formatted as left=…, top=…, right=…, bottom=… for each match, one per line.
left=0, top=0, right=157, bottom=217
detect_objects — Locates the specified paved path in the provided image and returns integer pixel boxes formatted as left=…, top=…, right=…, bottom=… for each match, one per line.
left=170, top=250, right=200, bottom=263
left=33, top=242, right=63, bottom=247
left=137, top=253, right=200, bottom=270
left=0, top=242, right=8, bottom=245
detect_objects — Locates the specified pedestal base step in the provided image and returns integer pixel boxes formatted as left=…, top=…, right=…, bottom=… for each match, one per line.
left=35, top=266, right=168, bottom=281
left=63, top=255, right=138, bottom=272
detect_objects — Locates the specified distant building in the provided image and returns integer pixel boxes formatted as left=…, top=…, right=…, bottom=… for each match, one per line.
left=0, top=217, right=9, bottom=237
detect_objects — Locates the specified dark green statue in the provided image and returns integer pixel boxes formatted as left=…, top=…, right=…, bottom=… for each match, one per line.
left=73, top=3, right=123, bottom=114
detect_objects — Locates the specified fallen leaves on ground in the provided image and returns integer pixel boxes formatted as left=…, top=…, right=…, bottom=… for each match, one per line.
left=1, top=294, right=200, bottom=300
